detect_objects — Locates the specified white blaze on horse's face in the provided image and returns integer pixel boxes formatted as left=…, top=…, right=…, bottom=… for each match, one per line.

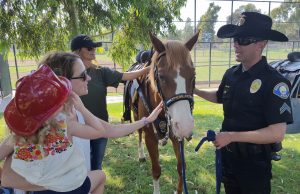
left=168, top=68, right=194, bottom=139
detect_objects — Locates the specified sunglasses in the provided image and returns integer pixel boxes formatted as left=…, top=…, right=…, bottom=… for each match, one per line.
left=233, top=37, right=263, bottom=46
left=71, top=70, right=89, bottom=81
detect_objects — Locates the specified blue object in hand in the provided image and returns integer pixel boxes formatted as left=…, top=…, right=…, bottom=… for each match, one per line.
left=195, top=130, right=222, bottom=194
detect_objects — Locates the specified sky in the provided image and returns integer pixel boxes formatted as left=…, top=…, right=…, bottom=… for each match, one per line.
left=178, top=0, right=284, bottom=30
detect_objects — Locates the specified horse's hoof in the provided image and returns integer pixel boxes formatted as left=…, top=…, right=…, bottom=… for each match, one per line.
left=139, top=157, right=146, bottom=162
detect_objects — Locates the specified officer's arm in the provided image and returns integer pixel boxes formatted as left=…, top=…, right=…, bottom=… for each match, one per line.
left=214, top=123, right=286, bottom=149
left=194, top=88, right=218, bottom=103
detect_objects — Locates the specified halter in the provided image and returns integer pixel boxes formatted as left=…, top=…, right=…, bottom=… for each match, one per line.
left=153, top=51, right=195, bottom=141
left=153, top=51, right=195, bottom=194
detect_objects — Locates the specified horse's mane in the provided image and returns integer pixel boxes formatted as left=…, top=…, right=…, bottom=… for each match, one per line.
left=149, top=40, right=193, bottom=91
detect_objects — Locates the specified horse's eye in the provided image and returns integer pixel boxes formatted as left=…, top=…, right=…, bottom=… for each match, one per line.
left=191, top=76, right=195, bottom=85
left=159, top=75, right=166, bottom=84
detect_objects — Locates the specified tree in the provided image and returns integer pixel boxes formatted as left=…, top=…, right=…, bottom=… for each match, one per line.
left=226, top=4, right=261, bottom=25
left=182, top=17, right=194, bottom=41
left=0, top=0, right=187, bottom=68
left=271, top=0, right=300, bottom=40
left=197, top=2, right=221, bottom=42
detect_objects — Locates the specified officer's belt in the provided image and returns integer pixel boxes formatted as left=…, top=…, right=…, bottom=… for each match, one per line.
left=225, top=142, right=271, bottom=158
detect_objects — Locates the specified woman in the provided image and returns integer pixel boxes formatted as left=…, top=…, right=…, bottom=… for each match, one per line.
left=71, top=34, right=150, bottom=170
left=1, top=52, right=162, bottom=192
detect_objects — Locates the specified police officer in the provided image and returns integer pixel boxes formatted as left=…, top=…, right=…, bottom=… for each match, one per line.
left=194, top=12, right=293, bottom=194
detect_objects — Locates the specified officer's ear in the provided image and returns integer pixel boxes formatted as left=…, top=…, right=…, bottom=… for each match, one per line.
left=256, top=40, right=267, bottom=53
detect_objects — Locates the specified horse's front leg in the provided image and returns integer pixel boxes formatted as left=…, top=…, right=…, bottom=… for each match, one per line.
left=144, top=128, right=161, bottom=194
left=138, top=128, right=146, bottom=162
left=171, top=137, right=183, bottom=194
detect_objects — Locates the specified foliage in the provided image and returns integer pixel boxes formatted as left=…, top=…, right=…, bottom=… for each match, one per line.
left=271, top=0, right=300, bottom=40
left=0, top=0, right=187, bottom=67
left=197, top=3, right=221, bottom=42
left=225, top=3, right=261, bottom=25
left=182, top=17, right=194, bottom=41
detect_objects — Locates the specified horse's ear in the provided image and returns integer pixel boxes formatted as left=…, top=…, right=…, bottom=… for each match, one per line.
left=185, top=30, right=200, bottom=51
left=149, top=33, right=165, bottom=53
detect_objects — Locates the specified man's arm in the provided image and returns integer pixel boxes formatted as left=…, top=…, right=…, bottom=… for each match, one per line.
left=214, top=123, right=286, bottom=149
left=194, top=88, right=218, bottom=103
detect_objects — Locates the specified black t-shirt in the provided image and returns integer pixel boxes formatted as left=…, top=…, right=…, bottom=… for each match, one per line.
left=216, top=56, right=293, bottom=132
left=80, top=66, right=123, bottom=121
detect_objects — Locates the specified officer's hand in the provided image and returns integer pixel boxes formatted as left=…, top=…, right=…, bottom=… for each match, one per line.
left=213, top=132, right=232, bottom=149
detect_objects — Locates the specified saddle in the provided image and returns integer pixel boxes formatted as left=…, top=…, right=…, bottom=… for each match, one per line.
left=270, top=51, right=300, bottom=134
left=122, top=61, right=169, bottom=142
left=122, top=62, right=145, bottom=122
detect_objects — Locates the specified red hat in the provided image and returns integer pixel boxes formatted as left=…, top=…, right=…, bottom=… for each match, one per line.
left=4, top=65, right=72, bottom=136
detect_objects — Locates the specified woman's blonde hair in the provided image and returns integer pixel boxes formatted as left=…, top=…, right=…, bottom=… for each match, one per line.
left=9, top=103, right=72, bottom=146
left=9, top=118, right=58, bottom=145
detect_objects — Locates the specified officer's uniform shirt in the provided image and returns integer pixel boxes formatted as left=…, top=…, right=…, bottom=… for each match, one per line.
left=217, top=56, right=293, bottom=132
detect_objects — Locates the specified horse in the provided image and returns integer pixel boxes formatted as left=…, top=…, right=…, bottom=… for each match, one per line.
left=123, top=31, right=199, bottom=194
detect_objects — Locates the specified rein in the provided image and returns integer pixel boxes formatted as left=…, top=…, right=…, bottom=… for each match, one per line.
left=180, top=140, right=189, bottom=194
left=195, top=130, right=222, bottom=194
left=153, top=51, right=195, bottom=194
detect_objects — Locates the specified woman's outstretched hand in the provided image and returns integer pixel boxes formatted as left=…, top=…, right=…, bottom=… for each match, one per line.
left=146, top=101, right=164, bottom=123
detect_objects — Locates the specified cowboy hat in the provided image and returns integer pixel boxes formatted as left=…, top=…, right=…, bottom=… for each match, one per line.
left=4, top=65, right=72, bottom=136
left=217, top=12, right=288, bottom=42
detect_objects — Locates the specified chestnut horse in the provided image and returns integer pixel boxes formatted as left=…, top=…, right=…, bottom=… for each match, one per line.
left=124, top=32, right=199, bottom=193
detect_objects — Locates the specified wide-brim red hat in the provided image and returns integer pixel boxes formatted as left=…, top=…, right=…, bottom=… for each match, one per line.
left=4, top=65, right=72, bottom=136
left=217, top=12, right=288, bottom=42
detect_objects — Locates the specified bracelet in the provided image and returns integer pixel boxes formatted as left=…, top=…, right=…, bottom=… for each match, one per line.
left=143, top=117, right=149, bottom=125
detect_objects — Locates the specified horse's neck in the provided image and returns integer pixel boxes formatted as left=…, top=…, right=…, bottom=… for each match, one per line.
left=143, top=80, right=161, bottom=107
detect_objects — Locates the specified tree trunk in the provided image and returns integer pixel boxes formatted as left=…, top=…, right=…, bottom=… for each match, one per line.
left=0, top=54, right=12, bottom=97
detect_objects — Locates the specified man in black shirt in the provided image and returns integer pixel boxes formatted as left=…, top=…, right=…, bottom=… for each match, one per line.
left=195, top=12, right=293, bottom=194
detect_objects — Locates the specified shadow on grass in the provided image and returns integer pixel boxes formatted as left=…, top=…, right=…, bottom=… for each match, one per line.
left=103, top=113, right=300, bottom=194
left=104, top=113, right=224, bottom=194
left=271, top=137, right=300, bottom=194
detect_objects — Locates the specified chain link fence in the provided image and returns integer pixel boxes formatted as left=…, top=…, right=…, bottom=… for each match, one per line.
left=5, top=0, right=300, bottom=93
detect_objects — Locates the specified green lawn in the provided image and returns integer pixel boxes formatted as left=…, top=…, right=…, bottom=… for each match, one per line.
left=104, top=98, right=300, bottom=194
left=0, top=99, right=299, bottom=193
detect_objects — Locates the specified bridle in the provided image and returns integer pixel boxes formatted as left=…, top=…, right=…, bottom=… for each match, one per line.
left=153, top=51, right=195, bottom=194
left=153, top=51, right=195, bottom=141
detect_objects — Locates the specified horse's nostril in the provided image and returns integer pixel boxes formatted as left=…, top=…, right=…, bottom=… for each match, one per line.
left=174, top=121, right=179, bottom=128
left=186, top=133, right=193, bottom=141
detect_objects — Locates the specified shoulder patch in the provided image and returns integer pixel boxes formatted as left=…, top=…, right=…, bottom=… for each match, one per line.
left=273, top=82, right=289, bottom=99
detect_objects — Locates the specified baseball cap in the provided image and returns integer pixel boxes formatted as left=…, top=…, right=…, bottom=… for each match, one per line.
left=70, top=34, right=102, bottom=51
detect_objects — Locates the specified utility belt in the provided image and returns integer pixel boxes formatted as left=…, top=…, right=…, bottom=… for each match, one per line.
left=224, top=142, right=274, bottom=160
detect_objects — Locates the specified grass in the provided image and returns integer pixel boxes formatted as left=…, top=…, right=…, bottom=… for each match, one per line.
left=0, top=99, right=299, bottom=193
left=104, top=98, right=300, bottom=194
